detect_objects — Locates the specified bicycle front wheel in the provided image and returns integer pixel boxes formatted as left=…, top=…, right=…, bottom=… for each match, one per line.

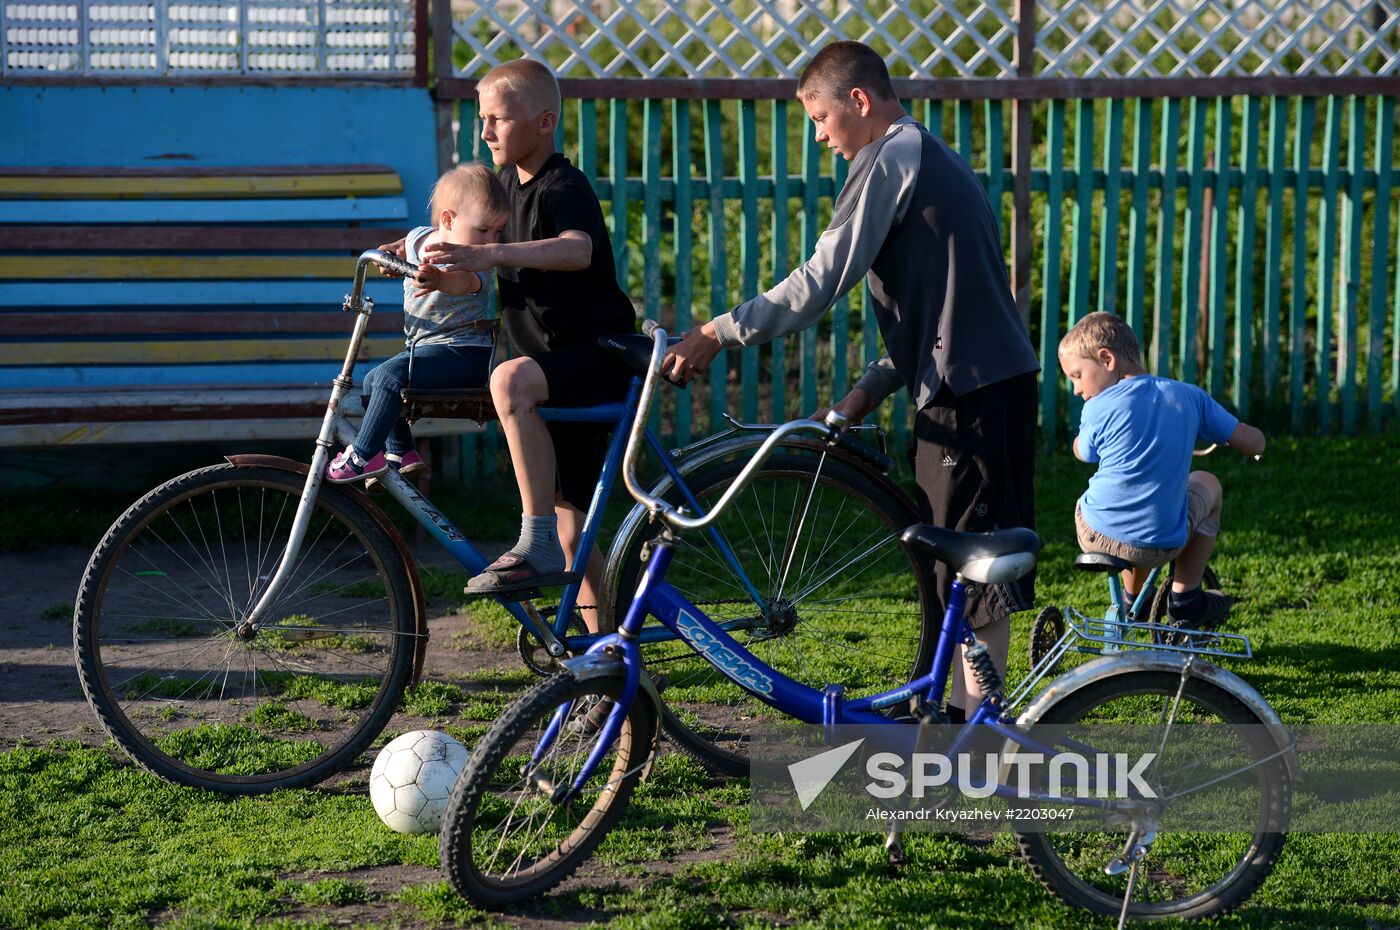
left=608, top=450, right=938, bottom=776
left=1014, top=668, right=1291, bottom=921
left=74, top=464, right=417, bottom=793
left=439, top=667, right=657, bottom=907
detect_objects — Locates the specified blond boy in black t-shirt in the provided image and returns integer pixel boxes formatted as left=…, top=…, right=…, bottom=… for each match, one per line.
left=418, top=60, right=635, bottom=631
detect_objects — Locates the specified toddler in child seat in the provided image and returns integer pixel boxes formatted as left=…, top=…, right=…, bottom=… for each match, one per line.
left=327, top=164, right=509, bottom=483
left=1059, top=311, right=1266, bottom=627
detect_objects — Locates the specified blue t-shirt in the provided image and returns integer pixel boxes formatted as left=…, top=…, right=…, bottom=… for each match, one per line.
left=1077, top=376, right=1238, bottom=549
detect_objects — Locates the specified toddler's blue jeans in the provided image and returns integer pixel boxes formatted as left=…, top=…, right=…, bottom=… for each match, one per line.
left=356, top=344, right=492, bottom=456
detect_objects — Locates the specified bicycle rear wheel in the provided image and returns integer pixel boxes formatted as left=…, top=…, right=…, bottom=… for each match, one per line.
left=1014, top=668, right=1291, bottom=921
left=439, top=666, right=657, bottom=907
left=74, top=463, right=417, bottom=793
left=608, top=450, right=938, bottom=776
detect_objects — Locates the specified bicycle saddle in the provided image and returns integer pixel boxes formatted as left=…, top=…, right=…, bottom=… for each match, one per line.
left=1073, top=552, right=1134, bottom=573
left=900, top=525, right=1040, bottom=585
left=598, top=332, right=684, bottom=382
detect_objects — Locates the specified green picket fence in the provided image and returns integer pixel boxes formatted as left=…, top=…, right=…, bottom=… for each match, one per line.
left=456, top=94, right=1399, bottom=479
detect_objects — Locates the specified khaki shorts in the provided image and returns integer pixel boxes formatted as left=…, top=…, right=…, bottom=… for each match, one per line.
left=1075, top=473, right=1220, bottom=569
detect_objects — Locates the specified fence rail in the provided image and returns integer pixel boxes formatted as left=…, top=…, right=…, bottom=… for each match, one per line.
left=455, top=92, right=1398, bottom=477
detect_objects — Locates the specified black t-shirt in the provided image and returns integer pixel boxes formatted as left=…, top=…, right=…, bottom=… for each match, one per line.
left=497, top=153, right=636, bottom=354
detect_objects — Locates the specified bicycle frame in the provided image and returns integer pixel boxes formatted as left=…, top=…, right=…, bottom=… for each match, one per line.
left=239, top=250, right=767, bottom=660
left=537, top=324, right=1158, bottom=813
left=338, top=380, right=760, bottom=657
left=554, top=536, right=1139, bottom=813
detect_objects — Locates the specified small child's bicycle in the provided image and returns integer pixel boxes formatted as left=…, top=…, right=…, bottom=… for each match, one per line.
left=1028, top=441, right=1238, bottom=673
left=72, top=250, right=937, bottom=793
left=437, top=325, right=1297, bottom=926
left=1027, top=557, right=1227, bottom=671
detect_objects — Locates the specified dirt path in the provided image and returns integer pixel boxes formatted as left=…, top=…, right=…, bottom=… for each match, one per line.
left=1, top=542, right=705, bottom=928
left=0, top=542, right=522, bottom=750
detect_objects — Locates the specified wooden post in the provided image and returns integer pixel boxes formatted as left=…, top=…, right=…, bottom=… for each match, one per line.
left=431, top=0, right=454, bottom=174
left=413, top=0, right=429, bottom=87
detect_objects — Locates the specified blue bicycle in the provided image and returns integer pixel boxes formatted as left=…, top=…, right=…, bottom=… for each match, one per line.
left=438, top=326, right=1296, bottom=924
left=74, top=251, right=935, bottom=792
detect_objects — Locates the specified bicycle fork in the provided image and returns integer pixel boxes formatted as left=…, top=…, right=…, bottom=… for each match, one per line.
left=236, top=287, right=377, bottom=635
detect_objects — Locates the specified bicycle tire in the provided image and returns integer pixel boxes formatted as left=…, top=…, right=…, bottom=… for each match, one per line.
left=1014, top=669, right=1290, bottom=921
left=608, top=451, right=938, bottom=777
left=1027, top=605, right=1066, bottom=670
left=439, top=667, right=657, bottom=907
left=74, top=463, right=417, bottom=793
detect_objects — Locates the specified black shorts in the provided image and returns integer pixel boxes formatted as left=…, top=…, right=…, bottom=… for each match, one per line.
left=529, top=344, right=632, bottom=512
left=908, top=371, right=1038, bottom=630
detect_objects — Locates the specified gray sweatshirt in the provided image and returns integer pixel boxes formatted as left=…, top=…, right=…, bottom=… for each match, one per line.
left=710, top=116, right=1039, bottom=409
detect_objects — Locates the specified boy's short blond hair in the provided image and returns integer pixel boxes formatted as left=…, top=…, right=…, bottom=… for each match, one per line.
left=1059, top=311, right=1144, bottom=368
left=477, top=58, right=561, bottom=121
left=429, top=163, right=510, bottom=222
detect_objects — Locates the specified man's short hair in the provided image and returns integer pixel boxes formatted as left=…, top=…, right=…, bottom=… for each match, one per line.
left=429, top=162, right=510, bottom=221
left=478, top=58, right=561, bottom=120
left=797, top=41, right=896, bottom=104
left=1059, top=311, right=1144, bottom=368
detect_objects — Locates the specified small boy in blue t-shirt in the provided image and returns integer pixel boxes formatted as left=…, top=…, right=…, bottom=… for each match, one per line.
left=1058, top=312, right=1266, bottom=626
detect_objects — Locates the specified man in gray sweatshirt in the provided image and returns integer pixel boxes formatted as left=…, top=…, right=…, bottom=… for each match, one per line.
left=663, top=40, right=1040, bottom=723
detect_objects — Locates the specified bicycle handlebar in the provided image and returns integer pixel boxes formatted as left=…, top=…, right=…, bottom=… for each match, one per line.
left=346, top=249, right=421, bottom=312
left=832, top=427, right=895, bottom=473
left=622, top=326, right=882, bottom=531
left=365, top=249, right=419, bottom=279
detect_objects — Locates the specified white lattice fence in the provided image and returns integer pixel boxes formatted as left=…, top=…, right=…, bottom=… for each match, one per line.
left=1037, top=0, right=1400, bottom=77
left=1, top=0, right=416, bottom=75
left=450, top=0, right=1018, bottom=79
left=447, top=0, right=1400, bottom=80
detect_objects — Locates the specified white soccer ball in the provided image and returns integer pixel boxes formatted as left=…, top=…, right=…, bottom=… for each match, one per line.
left=369, top=729, right=469, bottom=834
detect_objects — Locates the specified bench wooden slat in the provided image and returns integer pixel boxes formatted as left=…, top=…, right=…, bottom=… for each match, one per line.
left=0, top=164, right=398, bottom=178
left=0, top=172, right=404, bottom=200
left=0, top=278, right=402, bottom=307
left=0, top=387, right=479, bottom=445
left=0, top=385, right=345, bottom=425
left=0, top=254, right=359, bottom=280
left=0, top=226, right=408, bottom=251
left=0, top=162, right=425, bottom=449
left=0, top=310, right=404, bottom=337
left=0, top=335, right=404, bottom=366
left=0, top=197, right=409, bottom=223
left=1, top=361, right=391, bottom=390
left=0, top=416, right=477, bottom=447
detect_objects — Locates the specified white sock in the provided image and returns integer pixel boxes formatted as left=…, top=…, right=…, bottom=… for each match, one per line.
left=512, top=514, right=566, bottom=574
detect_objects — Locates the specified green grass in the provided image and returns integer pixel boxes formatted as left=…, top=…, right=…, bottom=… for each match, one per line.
left=5, top=436, right=1400, bottom=929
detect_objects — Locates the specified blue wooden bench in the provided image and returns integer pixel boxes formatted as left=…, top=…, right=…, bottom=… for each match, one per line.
left=0, top=164, right=477, bottom=448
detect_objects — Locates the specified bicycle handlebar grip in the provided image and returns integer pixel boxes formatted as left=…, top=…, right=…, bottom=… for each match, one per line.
left=832, top=432, right=895, bottom=474
left=642, top=319, right=661, bottom=337
left=369, top=249, right=419, bottom=278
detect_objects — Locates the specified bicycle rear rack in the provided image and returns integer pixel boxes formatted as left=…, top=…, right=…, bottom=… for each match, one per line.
left=1005, top=606, right=1254, bottom=714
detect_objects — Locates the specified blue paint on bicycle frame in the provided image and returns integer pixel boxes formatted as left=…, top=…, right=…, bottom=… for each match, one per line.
left=921, top=580, right=971, bottom=707
left=635, top=575, right=888, bottom=727
left=538, top=403, right=630, bottom=423
left=674, top=607, right=775, bottom=695
left=555, top=537, right=1147, bottom=815
left=569, top=627, right=644, bottom=795
left=549, top=378, right=643, bottom=635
